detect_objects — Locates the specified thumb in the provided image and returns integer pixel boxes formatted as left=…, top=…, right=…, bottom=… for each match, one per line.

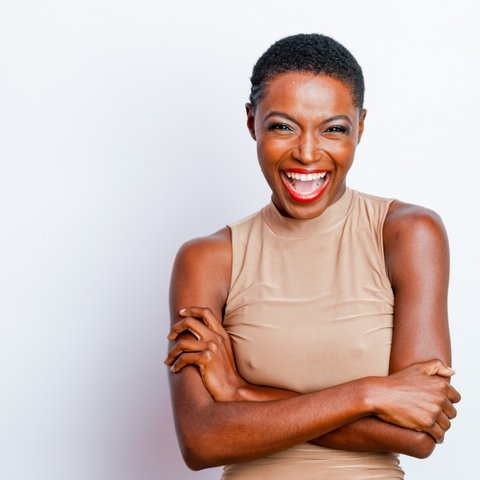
left=417, top=359, right=456, bottom=377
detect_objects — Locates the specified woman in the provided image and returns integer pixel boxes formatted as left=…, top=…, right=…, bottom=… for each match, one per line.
left=165, top=34, right=460, bottom=479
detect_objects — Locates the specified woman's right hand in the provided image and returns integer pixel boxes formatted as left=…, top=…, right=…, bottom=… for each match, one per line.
left=165, top=307, right=249, bottom=402
left=372, top=360, right=461, bottom=443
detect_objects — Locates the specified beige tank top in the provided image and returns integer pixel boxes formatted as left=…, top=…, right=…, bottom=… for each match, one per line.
left=221, top=188, right=404, bottom=479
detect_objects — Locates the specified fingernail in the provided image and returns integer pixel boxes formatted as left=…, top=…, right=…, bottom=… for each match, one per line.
left=170, top=365, right=175, bottom=372
left=190, top=330, right=200, bottom=340
left=179, top=309, right=186, bottom=314
left=449, top=367, right=456, bottom=374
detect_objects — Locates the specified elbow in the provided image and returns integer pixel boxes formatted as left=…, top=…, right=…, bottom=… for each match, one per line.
left=182, top=449, right=215, bottom=472
left=179, top=429, right=223, bottom=471
left=182, top=452, right=210, bottom=472
left=408, top=433, right=436, bottom=459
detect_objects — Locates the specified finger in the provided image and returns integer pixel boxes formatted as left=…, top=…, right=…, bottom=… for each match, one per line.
left=426, top=423, right=445, bottom=444
left=170, top=350, right=211, bottom=373
left=442, top=401, right=457, bottom=420
left=436, top=412, right=451, bottom=433
left=168, top=316, right=213, bottom=341
left=418, top=359, right=456, bottom=378
left=446, top=383, right=461, bottom=404
left=180, top=307, right=223, bottom=333
left=164, top=338, right=207, bottom=365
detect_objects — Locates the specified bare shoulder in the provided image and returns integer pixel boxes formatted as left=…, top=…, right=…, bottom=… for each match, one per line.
left=175, top=227, right=232, bottom=269
left=170, top=227, right=232, bottom=324
left=383, top=201, right=449, bottom=283
left=384, top=200, right=448, bottom=247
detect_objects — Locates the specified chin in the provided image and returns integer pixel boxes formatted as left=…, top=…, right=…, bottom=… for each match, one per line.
left=287, top=202, right=329, bottom=219
left=272, top=195, right=328, bottom=219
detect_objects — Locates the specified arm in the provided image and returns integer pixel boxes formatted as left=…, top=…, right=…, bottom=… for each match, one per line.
left=168, top=230, right=377, bottom=469
left=306, top=201, right=456, bottom=456
left=167, top=227, right=458, bottom=470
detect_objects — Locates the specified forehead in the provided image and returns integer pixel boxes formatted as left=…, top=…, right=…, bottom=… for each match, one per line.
left=259, top=72, right=356, bottom=118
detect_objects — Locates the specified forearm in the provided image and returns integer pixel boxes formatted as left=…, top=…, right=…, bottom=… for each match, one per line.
left=311, top=417, right=435, bottom=458
left=235, top=382, right=435, bottom=458
left=172, top=367, right=374, bottom=470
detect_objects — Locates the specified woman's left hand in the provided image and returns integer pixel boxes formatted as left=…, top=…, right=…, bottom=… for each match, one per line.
left=165, top=307, right=247, bottom=402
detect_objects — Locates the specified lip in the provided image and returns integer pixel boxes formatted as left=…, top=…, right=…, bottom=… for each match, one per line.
left=283, top=168, right=329, bottom=174
left=281, top=170, right=331, bottom=203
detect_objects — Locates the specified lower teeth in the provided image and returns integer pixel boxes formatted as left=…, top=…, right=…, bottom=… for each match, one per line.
left=288, top=177, right=325, bottom=193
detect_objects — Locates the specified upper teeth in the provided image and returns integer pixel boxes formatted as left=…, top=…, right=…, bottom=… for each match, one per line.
left=285, top=172, right=327, bottom=180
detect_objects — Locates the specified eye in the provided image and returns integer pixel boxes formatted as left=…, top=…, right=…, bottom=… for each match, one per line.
left=325, top=126, right=348, bottom=133
left=268, top=123, right=294, bottom=132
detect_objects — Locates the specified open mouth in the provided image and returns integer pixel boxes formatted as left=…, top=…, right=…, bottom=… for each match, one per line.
left=281, top=170, right=330, bottom=202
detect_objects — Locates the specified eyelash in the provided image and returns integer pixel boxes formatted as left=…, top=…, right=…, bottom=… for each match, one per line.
left=267, top=123, right=348, bottom=134
left=268, top=123, right=293, bottom=132
left=325, top=126, right=347, bottom=133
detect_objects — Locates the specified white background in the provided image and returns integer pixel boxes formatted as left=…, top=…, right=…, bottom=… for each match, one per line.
left=1, top=1, right=479, bottom=479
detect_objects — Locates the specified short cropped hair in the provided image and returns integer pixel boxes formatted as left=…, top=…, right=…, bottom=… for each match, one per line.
left=250, top=34, right=365, bottom=111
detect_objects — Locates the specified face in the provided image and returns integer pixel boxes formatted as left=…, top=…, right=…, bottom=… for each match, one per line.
left=246, top=72, right=366, bottom=219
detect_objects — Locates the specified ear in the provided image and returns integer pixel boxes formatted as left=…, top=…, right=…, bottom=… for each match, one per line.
left=357, top=109, right=367, bottom=144
left=245, top=103, right=257, bottom=141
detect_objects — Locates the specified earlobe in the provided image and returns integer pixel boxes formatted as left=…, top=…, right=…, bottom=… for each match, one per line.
left=245, top=103, right=257, bottom=141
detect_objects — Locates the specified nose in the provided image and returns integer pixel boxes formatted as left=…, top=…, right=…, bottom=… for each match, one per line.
left=292, top=131, right=321, bottom=165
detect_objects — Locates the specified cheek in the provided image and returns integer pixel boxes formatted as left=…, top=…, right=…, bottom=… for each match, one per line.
left=256, top=142, right=285, bottom=190
left=257, top=137, right=287, bottom=165
left=330, top=140, right=357, bottom=167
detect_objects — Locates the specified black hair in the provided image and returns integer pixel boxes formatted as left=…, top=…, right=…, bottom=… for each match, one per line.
left=250, top=34, right=364, bottom=111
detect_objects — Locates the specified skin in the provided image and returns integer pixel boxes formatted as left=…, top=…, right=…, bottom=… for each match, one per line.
left=166, top=73, right=461, bottom=470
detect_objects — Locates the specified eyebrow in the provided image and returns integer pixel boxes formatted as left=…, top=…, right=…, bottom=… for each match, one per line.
left=321, top=115, right=353, bottom=127
left=264, top=111, right=298, bottom=123
left=264, top=111, right=353, bottom=127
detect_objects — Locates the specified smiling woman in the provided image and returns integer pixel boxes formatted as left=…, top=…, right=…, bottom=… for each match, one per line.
left=247, top=73, right=364, bottom=215
left=165, top=34, right=460, bottom=479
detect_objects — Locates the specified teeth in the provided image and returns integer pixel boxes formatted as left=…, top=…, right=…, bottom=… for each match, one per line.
left=285, top=172, right=327, bottom=180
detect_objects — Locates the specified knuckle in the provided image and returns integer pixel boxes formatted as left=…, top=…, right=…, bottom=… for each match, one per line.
left=423, top=415, right=436, bottom=430
left=202, top=350, right=213, bottom=362
left=207, top=341, right=217, bottom=352
left=427, top=419, right=436, bottom=429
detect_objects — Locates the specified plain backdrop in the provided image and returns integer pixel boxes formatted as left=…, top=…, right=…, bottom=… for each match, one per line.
left=1, top=1, right=479, bottom=479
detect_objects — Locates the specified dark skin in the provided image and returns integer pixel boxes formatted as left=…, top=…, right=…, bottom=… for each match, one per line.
left=166, top=73, right=460, bottom=471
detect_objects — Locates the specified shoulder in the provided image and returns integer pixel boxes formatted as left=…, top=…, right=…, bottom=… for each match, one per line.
left=384, top=200, right=448, bottom=245
left=171, top=227, right=232, bottom=302
left=174, top=227, right=232, bottom=276
left=383, top=201, right=449, bottom=283
left=169, top=228, right=232, bottom=324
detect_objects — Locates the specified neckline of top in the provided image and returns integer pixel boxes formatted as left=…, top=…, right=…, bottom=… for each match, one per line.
left=262, top=187, right=355, bottom=238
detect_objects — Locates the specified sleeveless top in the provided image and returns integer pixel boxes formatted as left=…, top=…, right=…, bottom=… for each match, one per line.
left=221, top=188, right=404, bottom=479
